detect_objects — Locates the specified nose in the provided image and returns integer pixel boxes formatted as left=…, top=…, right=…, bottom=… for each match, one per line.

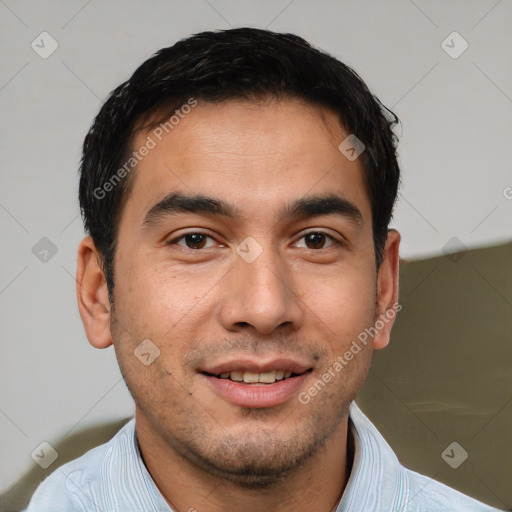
left=218, top=242, right=304, bottom=335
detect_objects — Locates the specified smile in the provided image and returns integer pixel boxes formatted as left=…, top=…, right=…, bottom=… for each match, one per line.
left=200, top=360, right=313, bottom=408
left=208, top=369, right=309, bottom=385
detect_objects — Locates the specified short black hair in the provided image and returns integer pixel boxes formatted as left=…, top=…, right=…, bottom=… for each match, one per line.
left=79, top=27, right=401, bottom=300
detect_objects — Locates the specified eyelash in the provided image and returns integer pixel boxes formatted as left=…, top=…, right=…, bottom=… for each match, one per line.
left=167, top=231, right=342, bottom=250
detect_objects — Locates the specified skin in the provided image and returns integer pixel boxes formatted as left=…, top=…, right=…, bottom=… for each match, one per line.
left=77, top=98, right=400, bottom=512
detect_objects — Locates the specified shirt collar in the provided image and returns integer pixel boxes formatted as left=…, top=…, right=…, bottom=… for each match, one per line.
left=337, top=401, right=407, bottom=511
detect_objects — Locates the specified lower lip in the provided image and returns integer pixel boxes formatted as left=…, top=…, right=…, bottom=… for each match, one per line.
left=202, top=373, right=310, bottom=408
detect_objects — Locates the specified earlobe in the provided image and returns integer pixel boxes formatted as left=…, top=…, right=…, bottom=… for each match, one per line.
left=76, top=236, right=113, bottom=349
left=373, top=229, right=401, bottom=350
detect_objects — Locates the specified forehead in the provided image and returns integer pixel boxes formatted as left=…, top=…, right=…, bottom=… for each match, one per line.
left=123, top=98, right=371, bottom=225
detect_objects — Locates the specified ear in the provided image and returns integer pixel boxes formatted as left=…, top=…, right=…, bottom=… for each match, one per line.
left=373, top=229, right=401, bottom=350
left=76, top=236, right=113, bottom=349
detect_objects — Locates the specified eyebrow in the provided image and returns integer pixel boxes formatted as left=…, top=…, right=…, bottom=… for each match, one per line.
left=141, top=192, right=364, bottom=229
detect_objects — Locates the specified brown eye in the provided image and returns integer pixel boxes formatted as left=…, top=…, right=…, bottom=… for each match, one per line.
left=170, top=233, right=216, bottom=249
left=304, top=232, right=328, bottom=249
left=296, top=232, right=338, bottom=250
left=183, top=233, right=207, bottom=249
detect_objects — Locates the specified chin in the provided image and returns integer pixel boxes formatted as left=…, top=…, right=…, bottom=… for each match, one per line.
left=173, top=419, right=336, bottom=489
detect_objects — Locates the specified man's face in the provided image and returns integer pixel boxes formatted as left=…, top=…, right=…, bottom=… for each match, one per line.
left=108, top=98, right=386, bottom=486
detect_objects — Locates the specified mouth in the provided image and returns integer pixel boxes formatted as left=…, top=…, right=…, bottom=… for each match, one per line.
left=204, top=369, right=310, bottom=385
left=199, top=359, right=313, bottom=408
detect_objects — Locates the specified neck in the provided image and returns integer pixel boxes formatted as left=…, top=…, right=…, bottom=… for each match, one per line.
left=135, top=410, right=353, bottom=512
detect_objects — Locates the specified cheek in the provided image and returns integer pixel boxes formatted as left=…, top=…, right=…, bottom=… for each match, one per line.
left=114, top=253, right=212, bottom=336
left=302, top=266, right=376, bottom=345
left=111, top=263, right=223, bottom=391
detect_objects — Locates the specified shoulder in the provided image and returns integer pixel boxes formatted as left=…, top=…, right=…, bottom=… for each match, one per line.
left=347, top=402, right=503, bottom=512
left=24, top=418, right=135, bottom=512
left=403, top=467, right=503, bottom=512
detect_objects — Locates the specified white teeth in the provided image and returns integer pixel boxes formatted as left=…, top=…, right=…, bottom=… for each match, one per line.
left=243, top=371, right=260, bottom=383
left=218, top=370, right=296, bottom=383
left=230, top=371, right=243, bottom=382
left=258, top=370, right=276, bottom=383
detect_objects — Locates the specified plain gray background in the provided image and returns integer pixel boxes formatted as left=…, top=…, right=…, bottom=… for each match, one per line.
left=1, top=0, right=511, bottom=499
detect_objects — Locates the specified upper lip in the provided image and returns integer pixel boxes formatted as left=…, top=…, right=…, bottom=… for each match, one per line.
left=200, top=357, right=313, bottom=376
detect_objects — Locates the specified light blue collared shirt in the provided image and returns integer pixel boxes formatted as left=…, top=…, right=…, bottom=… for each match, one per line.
left=25, top=402, right=503, bottom=511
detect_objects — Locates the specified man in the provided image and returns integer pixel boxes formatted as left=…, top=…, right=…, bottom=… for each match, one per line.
left=25, top=28, right=502, bottom=511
